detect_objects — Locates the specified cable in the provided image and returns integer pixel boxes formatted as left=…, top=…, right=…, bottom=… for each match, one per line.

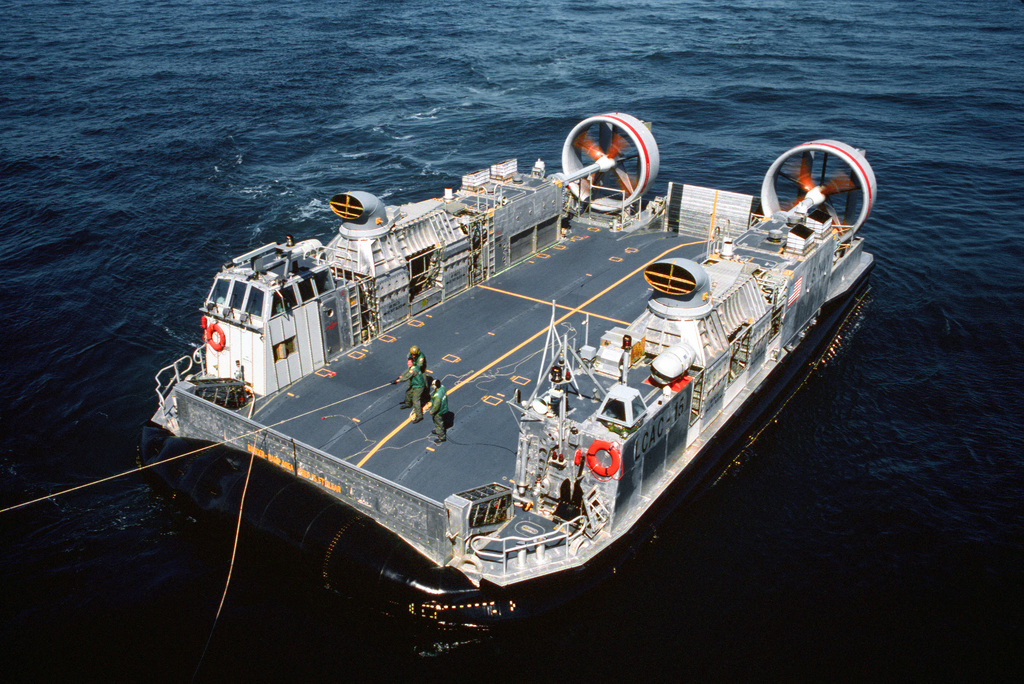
left=0, top=381, right=394, bottom=515
left=191, top=449, right=255, bottom=682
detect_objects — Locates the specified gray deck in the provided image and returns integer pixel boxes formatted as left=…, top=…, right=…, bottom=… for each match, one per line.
left=248, top=226, right=710, bottom=503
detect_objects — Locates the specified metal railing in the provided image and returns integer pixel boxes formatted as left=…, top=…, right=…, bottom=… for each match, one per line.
left=154, top=346, right=203, bottom=409
left=469, top=516, right=586, bottom=576
left=174, top=388, right=451, bottom=563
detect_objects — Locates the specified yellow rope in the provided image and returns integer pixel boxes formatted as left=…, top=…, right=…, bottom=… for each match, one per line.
left=0, top=381, right=392, bottom=515
left=191, top=449, right=255, bottom=681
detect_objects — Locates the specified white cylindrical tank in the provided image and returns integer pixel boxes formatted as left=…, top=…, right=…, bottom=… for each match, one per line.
left=650, top=344, right=696, bottom=385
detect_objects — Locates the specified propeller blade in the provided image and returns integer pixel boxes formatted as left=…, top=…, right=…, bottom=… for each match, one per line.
left=605, top=133, right=629, bottom=160
left=797, top=151, right=815, bottom=193
left=574, top=133, right=603, bottom=162
left=614, top=168, right=635, bottom=194
left=820, top=173, right=856, bottom=196
left=599, top=122, right=613, bottom=154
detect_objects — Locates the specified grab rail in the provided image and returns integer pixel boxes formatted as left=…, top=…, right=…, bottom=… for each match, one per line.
left=154, top=346, right=202, bottom=408
left=469, top=516, right=586, bottom=575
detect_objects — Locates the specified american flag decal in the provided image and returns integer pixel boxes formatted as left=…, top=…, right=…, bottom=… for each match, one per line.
left=788, top=276, right=803, bottom=306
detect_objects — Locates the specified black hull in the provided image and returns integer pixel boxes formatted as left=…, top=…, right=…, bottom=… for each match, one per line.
left=140, top=265, right=872, bottom=627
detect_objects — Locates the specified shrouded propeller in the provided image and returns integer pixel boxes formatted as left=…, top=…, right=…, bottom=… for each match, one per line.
left=762, top=140, right=875, bottom=237
left=558, top=113, right=659, bottom=213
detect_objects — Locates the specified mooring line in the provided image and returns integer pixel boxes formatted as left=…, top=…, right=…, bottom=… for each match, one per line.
left=191, top=447, right=256, bottom=682
left=0, top=381, right=393, bottom=515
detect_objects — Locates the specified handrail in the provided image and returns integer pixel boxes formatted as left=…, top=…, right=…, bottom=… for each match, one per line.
left=469, top=516, right=586, bottom=575
left=154, top=347, right=201, bottom=408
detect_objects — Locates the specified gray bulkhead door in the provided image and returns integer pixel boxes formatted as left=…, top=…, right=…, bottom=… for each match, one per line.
left=312, top=268, right=343, bottom=357
left=317, top=268, right=346, bottom=358
left=320, top=295, right=342, bottom=356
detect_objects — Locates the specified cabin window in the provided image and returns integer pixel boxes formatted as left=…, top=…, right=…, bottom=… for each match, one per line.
left=297, top=278, right=316, bottom=303
left=210, top=278, right=231, bottom=305
left=313, top=269, right=334, bottom=295
left=273, top=336, right=297, bottom=361
left=601, top=399, right=626, bottom=422
left=631, top=396, right=647, bottom=423
left=229, top=283, right=247, bottom=311
left=272, top=287, right=296, bottom=316
left=244, top=288, right=265, bottom=319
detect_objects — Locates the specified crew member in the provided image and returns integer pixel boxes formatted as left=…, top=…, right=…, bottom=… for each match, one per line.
left=408, top=345, right=427, bottom=374
left=394, top=358, right=425, bottom=423
left=428, top=378, right=448, bottom=443
left=408, top=344, right=429, bottom=408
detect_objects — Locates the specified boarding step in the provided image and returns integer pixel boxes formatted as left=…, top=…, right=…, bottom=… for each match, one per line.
left=583, top=486, right=609, bottom=538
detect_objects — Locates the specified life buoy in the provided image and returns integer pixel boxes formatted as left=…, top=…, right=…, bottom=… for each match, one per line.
left=204, top=322, right=226, bottom=352
left=586, top=439, right=621, bottom=478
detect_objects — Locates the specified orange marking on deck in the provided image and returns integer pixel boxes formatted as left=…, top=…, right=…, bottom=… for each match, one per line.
left=406, top=319, right=425, bottom=327
left=477, top=285, right=628, bottom=325
left=379, top=334, right=396, bottom=343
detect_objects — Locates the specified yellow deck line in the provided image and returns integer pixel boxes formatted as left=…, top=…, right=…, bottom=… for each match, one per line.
left=477, top=284, right=630, bottom=325
left=356, top=240, right=702, bottom=468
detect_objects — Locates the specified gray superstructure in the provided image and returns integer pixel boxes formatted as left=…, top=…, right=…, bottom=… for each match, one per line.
left=147, top=114, right=875, bottom=624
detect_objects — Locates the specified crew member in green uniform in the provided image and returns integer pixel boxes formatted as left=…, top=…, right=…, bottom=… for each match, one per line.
left=406, top=344, right=428, bottom=411
left=408, top=345, right=427, bottom=375
left=394, top=357, right=426, bottom=423
left=428, top=378, right=448, bottom=442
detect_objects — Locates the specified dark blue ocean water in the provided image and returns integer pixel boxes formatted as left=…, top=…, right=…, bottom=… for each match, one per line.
left=2, top=0, right=1023, bottom=680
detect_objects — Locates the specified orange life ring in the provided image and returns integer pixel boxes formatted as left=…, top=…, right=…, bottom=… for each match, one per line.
left=586, top=439, right=621, bottom=478
left=204, top=322, right=226, bottom=352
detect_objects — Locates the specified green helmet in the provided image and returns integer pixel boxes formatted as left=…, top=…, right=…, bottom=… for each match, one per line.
left=409, top=345, right=420, bottom=357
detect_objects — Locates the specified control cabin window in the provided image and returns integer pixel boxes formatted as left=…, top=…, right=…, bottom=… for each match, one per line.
left=210, top=278, right=231, bottom=306
left=270, top=271, right=332, bottom=317
left=272, top=287, right=297, bottom=316
left=602, top=399, right=626, bottom=422
left=229, top=282, right=246, bottom=311
left=297, top=278, right=315, bottom=303
left=598, top=390, right=647, bottom=428
left=631, top=396, right=647, bottom=423
left=244, top=288, right=265, bottom=319
left=313, top=269, right=334, bottom=295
